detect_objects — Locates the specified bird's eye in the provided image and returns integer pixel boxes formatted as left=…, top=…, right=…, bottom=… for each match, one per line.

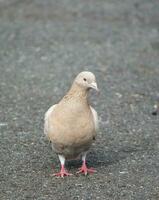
left=83, top=78, right=87, bottom=81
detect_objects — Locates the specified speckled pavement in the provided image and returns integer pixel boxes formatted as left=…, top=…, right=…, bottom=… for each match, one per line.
left=0, top=0, right=159, bottom=199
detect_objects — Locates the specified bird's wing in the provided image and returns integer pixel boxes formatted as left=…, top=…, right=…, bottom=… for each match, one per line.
left=90, top=106, right=99, bottom=132
left=44, top=104, right=57, bottom=136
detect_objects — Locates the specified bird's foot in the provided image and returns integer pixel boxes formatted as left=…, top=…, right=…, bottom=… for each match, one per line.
left=54, top=165, right=72, bottom=178
left=76, top=162, right=96, bottom=175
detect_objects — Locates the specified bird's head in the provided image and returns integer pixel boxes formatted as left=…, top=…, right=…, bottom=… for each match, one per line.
left=74, top=71, right=99, bottom=92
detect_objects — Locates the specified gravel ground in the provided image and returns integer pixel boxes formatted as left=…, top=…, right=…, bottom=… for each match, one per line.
left=0, top=0, right=159, bottom=199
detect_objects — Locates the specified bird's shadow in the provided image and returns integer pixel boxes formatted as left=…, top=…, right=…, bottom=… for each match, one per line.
left=42, top=138, right=143, bottom=171
left=67, top=145, right=142, bottom=169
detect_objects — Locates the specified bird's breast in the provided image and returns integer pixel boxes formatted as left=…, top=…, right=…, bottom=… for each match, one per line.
left=48, top=102, right=95, bottom=146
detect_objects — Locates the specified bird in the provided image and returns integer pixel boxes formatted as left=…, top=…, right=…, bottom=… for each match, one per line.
left=44, top=71, right=99, bottom=177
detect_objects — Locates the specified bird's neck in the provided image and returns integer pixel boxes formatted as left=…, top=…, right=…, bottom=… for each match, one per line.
left=67, top=83, right=88, bottom=101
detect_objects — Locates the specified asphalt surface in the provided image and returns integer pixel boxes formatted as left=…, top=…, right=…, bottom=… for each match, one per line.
left=0, top=0, right=159, bottom=199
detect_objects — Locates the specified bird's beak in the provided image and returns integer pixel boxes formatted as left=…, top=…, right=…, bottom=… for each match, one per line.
left=89, top=82, right=99, bottom=92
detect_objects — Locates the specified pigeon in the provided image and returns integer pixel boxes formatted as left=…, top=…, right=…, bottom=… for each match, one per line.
left=44, top=71, right=99, bottom=177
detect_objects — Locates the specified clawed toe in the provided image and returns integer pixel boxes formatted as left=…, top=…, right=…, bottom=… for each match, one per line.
left=76, top=165, right=96, bottom=175
left=54, top=171, right=72, bottom=178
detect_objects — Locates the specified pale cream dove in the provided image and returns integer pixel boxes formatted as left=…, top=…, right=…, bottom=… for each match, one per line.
left=44, top=71, right=99, bottom=177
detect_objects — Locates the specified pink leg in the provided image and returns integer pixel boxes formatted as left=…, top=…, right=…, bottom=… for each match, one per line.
left=77, top=153, right=96, bottom=175
left=54, top=155, right=72, bottom=178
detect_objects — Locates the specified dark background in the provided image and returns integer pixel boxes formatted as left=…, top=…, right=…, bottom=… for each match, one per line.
left=0, top=0, right=159, bottom=199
